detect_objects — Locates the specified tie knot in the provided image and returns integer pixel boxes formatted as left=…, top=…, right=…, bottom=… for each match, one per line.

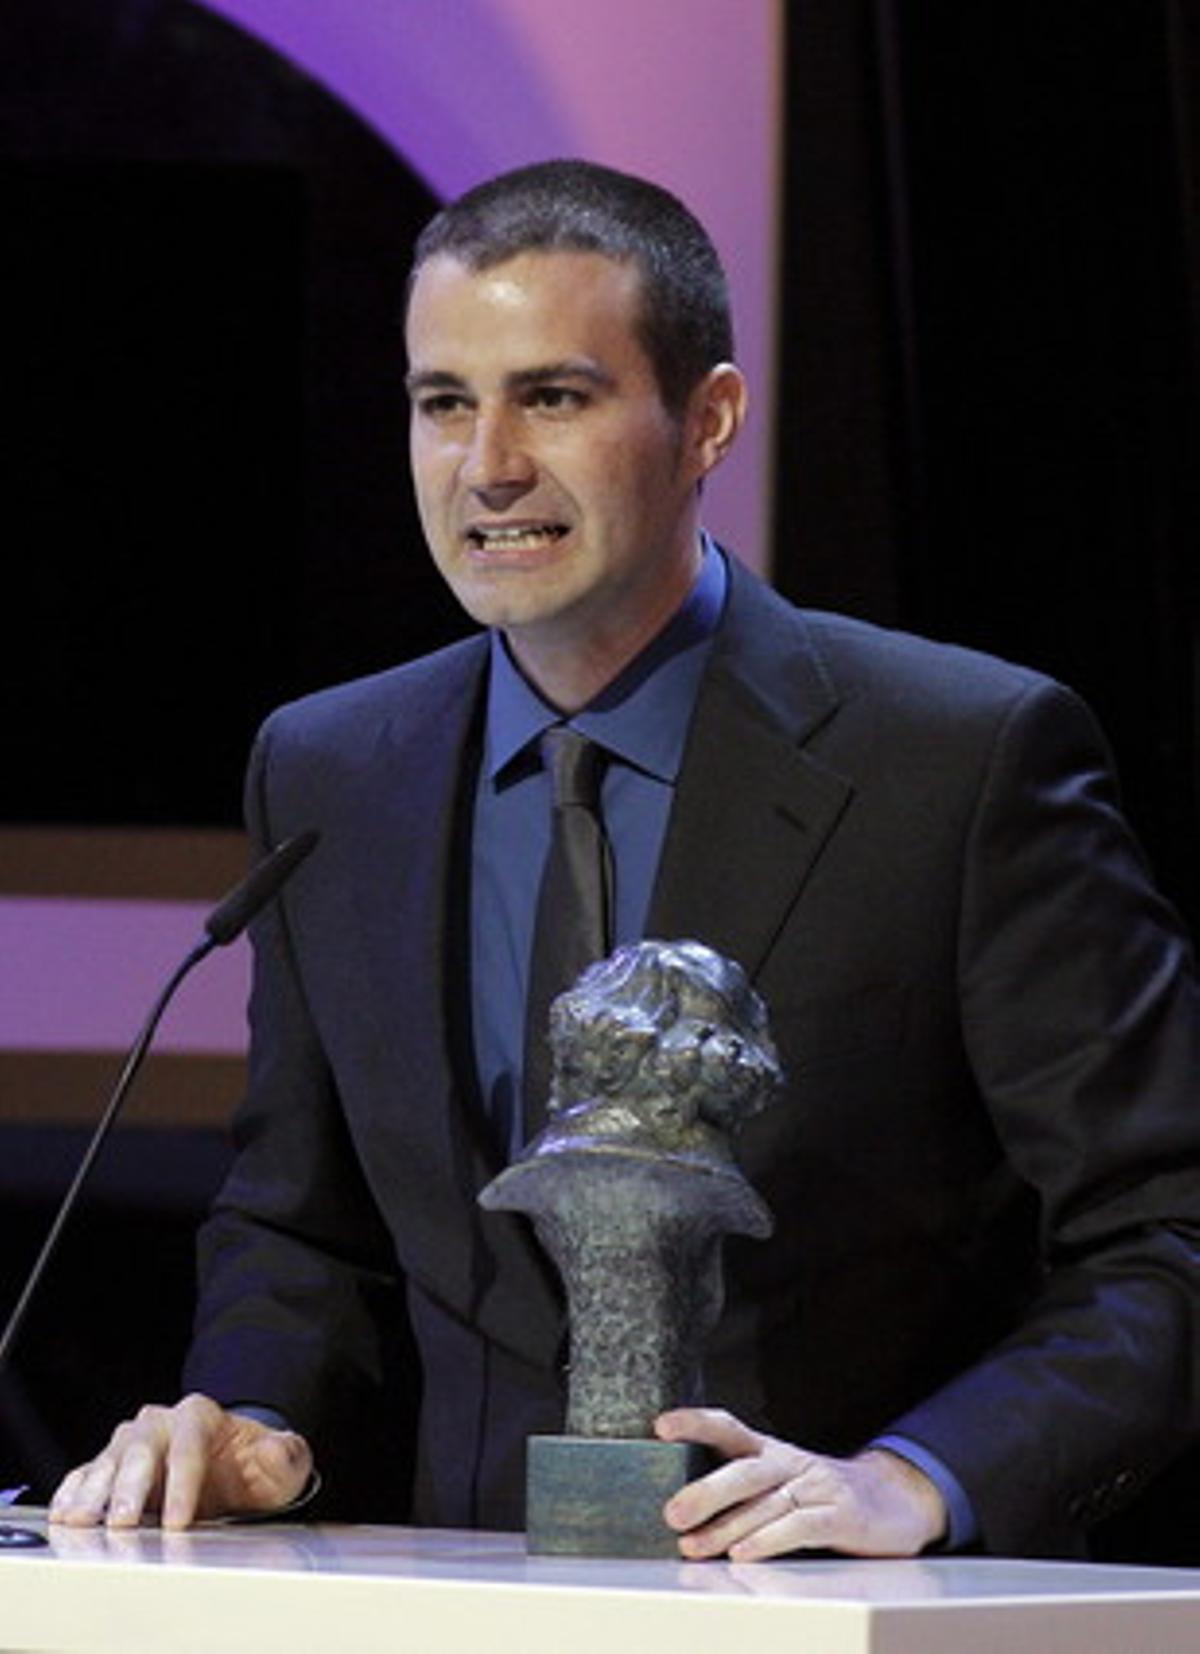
left=541, top=725, right=604, bottom=810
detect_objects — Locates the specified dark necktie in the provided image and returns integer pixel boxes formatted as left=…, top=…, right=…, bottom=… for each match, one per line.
left=522, top=726, right=612, bottom=1138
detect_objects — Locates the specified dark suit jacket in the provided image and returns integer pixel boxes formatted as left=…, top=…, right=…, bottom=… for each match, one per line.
left=184, top=554, right=1200, bottom=1556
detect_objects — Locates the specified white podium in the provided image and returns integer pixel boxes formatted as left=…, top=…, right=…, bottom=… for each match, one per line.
left=3, top=1510, right=1199, bottom=1653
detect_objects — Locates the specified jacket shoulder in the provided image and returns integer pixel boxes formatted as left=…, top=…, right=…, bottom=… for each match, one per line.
left=801, top=606, right=1051, bottom=708
left=257, top=634, right=487, bottom=754
left=721, top=555, right=1070, bottom=742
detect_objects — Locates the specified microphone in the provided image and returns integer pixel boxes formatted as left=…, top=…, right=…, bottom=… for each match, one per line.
left=0, top=830, right=319, bottom=1544
left=204, top=828, right=319, bottom=946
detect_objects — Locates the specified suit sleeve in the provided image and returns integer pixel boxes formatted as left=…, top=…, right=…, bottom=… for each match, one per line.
left=886, top=679, right=1200, bottom=1555
left=182, top=721, right=415, bottom=1511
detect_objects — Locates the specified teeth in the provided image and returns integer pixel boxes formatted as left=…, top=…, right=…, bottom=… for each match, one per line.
left=469, top=524, right=565, bottom=549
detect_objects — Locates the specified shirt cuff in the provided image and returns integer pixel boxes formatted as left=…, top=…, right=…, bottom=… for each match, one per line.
left=230, top=1404, right=291, bottom=1432
left=870, top=1434, right=978, bottom=1550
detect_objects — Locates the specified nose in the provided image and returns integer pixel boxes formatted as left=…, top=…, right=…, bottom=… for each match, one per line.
left=461, top=404, right=535, bottom=505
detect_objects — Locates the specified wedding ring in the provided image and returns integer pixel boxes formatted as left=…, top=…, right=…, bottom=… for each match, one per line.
left=781, top=1481, right=802, bottom=1512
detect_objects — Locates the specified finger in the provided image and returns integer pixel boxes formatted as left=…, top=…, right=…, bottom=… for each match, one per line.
left=664, top=1444, right=791, bottom=1534
left=61, top=1445, right=134, bottom=1527
left=679, top=1464, right=859, bottom=1562
left=48, top=1463, right=106, bottom=1527
left=726, top=1498, right=833, bottom=1561
left=106, top=1436, right=168, bottom=1528
left=51, top=1441, right=153, bottom=1531
left=98, top=1404, right=183, bottom=1527
left=655, top=1407, right=761, bottom=1459
left=658, top=1409, right=804, bottom=1538
left=675, top=1483, right=798, bottom=1559
left=656, top=1405, right=766, bottom=1530
left=160, top=1399, right=223, bottom=1529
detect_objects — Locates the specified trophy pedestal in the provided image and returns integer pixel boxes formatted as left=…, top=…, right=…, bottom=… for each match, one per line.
left=525, top=1435, right=710, bottom=1558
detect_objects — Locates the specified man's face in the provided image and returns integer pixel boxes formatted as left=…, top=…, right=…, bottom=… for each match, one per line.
left=405, top=250, right=720, bottom=671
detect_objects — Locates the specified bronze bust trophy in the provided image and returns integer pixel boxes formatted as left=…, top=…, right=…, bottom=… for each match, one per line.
left=480, top=939, right=781, bottom=1556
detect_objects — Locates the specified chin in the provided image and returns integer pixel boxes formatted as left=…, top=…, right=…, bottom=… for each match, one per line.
left=450, top=571, right=582, bottom=635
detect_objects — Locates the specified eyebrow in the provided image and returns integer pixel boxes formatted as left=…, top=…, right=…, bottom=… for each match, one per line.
left=405, top=360, right=616, bottom=396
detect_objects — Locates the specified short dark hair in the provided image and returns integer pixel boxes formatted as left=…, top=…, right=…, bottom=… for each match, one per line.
left=409, top=159, right=734, bottom=415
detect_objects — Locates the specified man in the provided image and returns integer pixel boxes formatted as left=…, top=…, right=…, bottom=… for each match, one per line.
left=51, top=160, right=1200, bottom=1560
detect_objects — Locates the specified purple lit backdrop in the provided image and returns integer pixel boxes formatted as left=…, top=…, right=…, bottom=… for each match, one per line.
left=0, top=0, right=780, bottom=1066
left=197, top=0, right=781, bottom=573
left=0, top=902, right=248, bottom=1055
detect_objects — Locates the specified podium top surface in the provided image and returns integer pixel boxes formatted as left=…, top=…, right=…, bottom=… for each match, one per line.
left=3, top=1510, right=1200, bottom=1654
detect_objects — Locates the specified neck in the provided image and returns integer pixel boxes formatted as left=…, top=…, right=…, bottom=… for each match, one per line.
left=505, top=544, right=704, bottom=714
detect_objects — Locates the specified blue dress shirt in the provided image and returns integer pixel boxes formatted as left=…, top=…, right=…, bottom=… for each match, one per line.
left=471, top=540, right=726, bottom=1158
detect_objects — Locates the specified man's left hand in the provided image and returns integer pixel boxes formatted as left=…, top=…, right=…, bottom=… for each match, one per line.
left=656, top=1407, right=947, bottom=1560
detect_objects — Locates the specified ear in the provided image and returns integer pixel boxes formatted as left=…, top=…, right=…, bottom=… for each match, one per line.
left=685, top=363, right=748, bottom=482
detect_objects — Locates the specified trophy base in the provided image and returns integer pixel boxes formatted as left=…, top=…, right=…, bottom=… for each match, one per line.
left=525, top=1435, right=710, bottom=1557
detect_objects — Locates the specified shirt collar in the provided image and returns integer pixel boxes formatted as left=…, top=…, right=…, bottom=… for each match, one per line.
left=483, top=535, right=727, bottom=785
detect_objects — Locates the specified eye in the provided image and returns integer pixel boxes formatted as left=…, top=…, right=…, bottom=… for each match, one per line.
left=525, top=384, right=588, bottom=414
left=414, top=391, right=472, bottom=422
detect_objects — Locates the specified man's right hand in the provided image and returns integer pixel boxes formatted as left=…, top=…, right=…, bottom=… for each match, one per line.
left=48, top=1393, right=313, bottom=1530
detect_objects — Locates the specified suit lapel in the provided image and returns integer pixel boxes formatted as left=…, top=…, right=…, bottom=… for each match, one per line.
left=648, top=557, right=854, bottom=981
left=341, top=642, right=565, bottom=1367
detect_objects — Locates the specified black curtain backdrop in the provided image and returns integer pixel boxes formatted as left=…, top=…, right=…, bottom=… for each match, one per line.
left=0, top=0, right=460, bottom=831
left=775, top=0, right=1199, bottom=1563
left=775, top=0, right=1199, bottom=936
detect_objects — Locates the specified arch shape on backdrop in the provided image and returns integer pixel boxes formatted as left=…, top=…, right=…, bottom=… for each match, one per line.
left=194, top=0, right=781, bottom=574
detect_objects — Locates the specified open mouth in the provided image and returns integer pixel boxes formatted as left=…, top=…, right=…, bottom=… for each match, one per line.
left=465, top=523, right=570, bottom=553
